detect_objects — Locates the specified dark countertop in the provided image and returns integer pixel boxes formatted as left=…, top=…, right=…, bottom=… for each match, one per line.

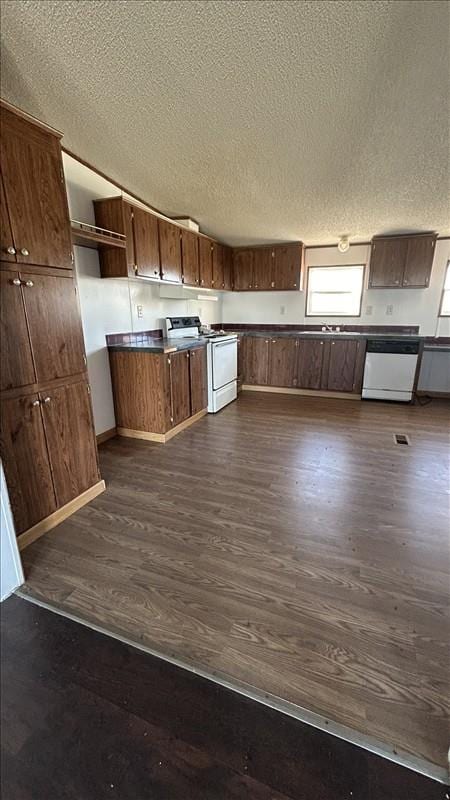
left=234, top=330, right=422, bottom=341
left=108, top=337, right=208, bottom=354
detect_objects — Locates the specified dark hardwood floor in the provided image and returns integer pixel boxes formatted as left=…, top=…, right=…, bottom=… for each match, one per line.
left=18, top=392, right=450, bottom=777
left=1, top=595, right=446, bottom=800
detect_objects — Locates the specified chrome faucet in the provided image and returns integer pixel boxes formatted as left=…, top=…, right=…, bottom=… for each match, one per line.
left=322, top=324, right=334, bottom=332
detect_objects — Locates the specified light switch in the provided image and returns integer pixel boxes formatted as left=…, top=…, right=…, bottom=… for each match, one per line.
left=280, top=305, right=286, bottom=315
left=386, top=304, right=393, bottom=316
left=137, top=305, right=143, bottom=318
left=366, top=305, right=373, bottom=316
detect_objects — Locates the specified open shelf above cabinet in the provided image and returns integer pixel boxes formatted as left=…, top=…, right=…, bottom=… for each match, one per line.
left=71, top=220, right=126, bottom=249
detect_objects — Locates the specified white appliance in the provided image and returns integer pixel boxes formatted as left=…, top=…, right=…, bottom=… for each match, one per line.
left=164, top=317, right=237, bottom=412
left=207, top=334, right=238, bottom=413
left=362, top=339, right=420, bottom=402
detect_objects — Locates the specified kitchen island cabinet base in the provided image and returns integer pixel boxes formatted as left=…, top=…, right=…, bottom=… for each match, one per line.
left=242, top=385, right=361, bottom=400
left=117, top=408, right=207, bottom=443
left=17, top=479, right=106, bottom=552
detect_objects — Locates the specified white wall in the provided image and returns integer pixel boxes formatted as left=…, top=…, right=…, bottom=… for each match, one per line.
left=222, top=240, right=450, bottom=338
left=64, top=154, right=222, bottom=434
left=1, top=463, right=24, bottom=601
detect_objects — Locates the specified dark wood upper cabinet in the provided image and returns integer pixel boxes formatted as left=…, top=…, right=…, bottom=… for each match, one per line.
left=168, top=351, right=191, bottom=426
left=323, top=339, right=366, bottom=393
left=241, top=336, right=269, bottom=385
left=94, top=197, right=134, bottom=278
left=40, top=380, right=100, bottom=507
left=189, top=346, right=208, bottom=414
left=132, top=205, right=160, bottom=278
left=403, top=235, right=436, bottom=287
left=23, top=271, right=86, bottom=383
left=233, top=249, right=254, bottom=291
left=199, top=236, right=213, bottom=289
left=223, top=246, right=233, bottom=291
left=296, top=339, right=326, bottom=390
left=369, top=234, right=436, bottom=288
left=212, top=242, right=224, bottom=289
left=159, top=219, right=182, bottom=283
left=181, top=229, right=200, bottom=286
left=0, top=393, right=56, bottom=534
left=268, top=338, right=297, bottom=386
left=253, top=249, right=273, bottom=291
left=0, top=171, right=16, bottom=262
left=273, top=244, right=301, bottom=290
left=0, top=268, right=36, bottom=391
left=1, top=106, right=72, bottom=269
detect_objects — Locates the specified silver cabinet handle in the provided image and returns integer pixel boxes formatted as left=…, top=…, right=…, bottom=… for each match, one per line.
left=31, top=399, right=40, bottom=407
left=6, top=246, right=16, bottom=255
left=24, top=280, right=34, bottom=287
left=20, top=248, right=29, bottom=256
left=12, top=278, right=21, bottom=286
left=42, top=396, right=51, bottom=404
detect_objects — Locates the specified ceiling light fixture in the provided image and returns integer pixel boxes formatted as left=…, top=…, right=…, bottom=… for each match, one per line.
left=338, top=236, right=350, bottom=253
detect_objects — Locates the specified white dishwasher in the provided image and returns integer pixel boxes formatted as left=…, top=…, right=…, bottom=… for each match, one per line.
left=362, top=339, right=420, bottom=402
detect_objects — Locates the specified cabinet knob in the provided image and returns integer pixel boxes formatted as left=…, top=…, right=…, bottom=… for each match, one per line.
left=12, top=278, right=21, bottom=286
left=20, top=248, right=29, bottom=256
left=31, top=399, right=40, bottom=407
left=403, top=279, right=408, bottom=285
left=42, top=396, right=51, bottom=404
left=24, top=280, right=34, bottom=288
left=293, top=283, right=297, bottom=288
left=271, top=281, right=275, bottom=288
left=248, top=284, right=252, bottom=289
left=6, top=246, right=16, bottom=255
left=255, top=284, right=258, bottom=289
left=394, top=279, right=400, bottom=285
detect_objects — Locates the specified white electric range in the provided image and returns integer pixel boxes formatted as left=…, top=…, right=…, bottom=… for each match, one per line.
left=164, top=317, right=238, bottom=413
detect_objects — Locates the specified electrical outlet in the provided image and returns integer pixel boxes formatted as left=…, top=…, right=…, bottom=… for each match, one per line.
left=366, top=305, right=373, bottom=316
left=136, top=304, right=143, bottom=318
left=386, top=304, right=393, bottom=316
left=280, top=305, right=286, bottom=316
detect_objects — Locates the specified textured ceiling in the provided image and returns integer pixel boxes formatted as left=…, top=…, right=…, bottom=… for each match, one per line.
left=1, top=0, right=449, bottom=245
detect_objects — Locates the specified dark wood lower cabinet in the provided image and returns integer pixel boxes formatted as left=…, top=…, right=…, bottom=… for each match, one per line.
left=242, top=335, right=366, bottom=394
left=242, top=336, right=269, bottom=385
left=168, top=351, right=191, bottom=426
left=296, top=339, right=326, bottom=390
left=189, top=347, right=208, bottom=414
left=268, top=338, right=297, bottom=387
left=40, top=381, right=100, bottom=507
left=0, top=268, right=36, bottom=391
left=323, top=339, right=366, bottom=393
left=0, top=393, right=56, bottom=534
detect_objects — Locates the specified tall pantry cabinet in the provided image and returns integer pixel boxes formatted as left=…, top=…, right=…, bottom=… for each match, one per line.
left=0, top=100, right=104, bottom=549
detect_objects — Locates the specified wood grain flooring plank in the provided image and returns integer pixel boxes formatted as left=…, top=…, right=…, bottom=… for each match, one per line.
left=21, top=392, right=450, bottom=773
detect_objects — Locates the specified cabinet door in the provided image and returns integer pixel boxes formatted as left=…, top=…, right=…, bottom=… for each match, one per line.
left=212, top=243, right=224, bottom=290
left=132, top=206, right=160, bottom=279
left=268, top=338, right=297, bottom=386
left=40, top=381, right=100, bottom=507
left=0, top=269, right=36, bottom=391
left=181, top=229, right=199, bottom=286
left=223, top=246, right=233, bottom=291
left=168, top=351, right=191, bottom=426
left=1, top=107, right=72, bottom=269
left=189, top=347, right=207, bottom=414
left=274, top=245, right=301, bottom=290
left=0, top=393, right=56, bottom=534
left=325, top=340, right=360, bottom=392
left=22, top=271, right=86, bottom=382
left=403, top=235, right=436, bottom=287
left=242, top=337, right=269, bottom=385
left=199, top=237, right=213, bottom=288
left=233, top=250, right=254, bottom=291
left=159, top=219, right=182, bottom=283
left=0, top=171, right=16, bottom=262
left=369, top=239, right=407, bottom=288
left=253, top=249, right=273, bottom=291
left=296, top=339, right=325, bottom=390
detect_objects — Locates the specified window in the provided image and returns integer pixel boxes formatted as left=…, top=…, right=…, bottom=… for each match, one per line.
left=439, top=261, right=450, bottom=316
left=306, top=265, right=365, bottom=317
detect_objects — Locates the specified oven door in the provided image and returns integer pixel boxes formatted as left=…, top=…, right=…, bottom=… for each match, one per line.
left=211, top=339, right=237, bottom=390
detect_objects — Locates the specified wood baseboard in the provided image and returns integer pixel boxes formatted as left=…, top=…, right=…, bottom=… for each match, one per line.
left=117, top=408, right=208, bottom=444
left=416, top=390, right=450, bottom=399
left=18, top=480, right=106, bottom=552
left=242, top=385, right=361, bottom=400
left=96, top=427, right=117, bottom=445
